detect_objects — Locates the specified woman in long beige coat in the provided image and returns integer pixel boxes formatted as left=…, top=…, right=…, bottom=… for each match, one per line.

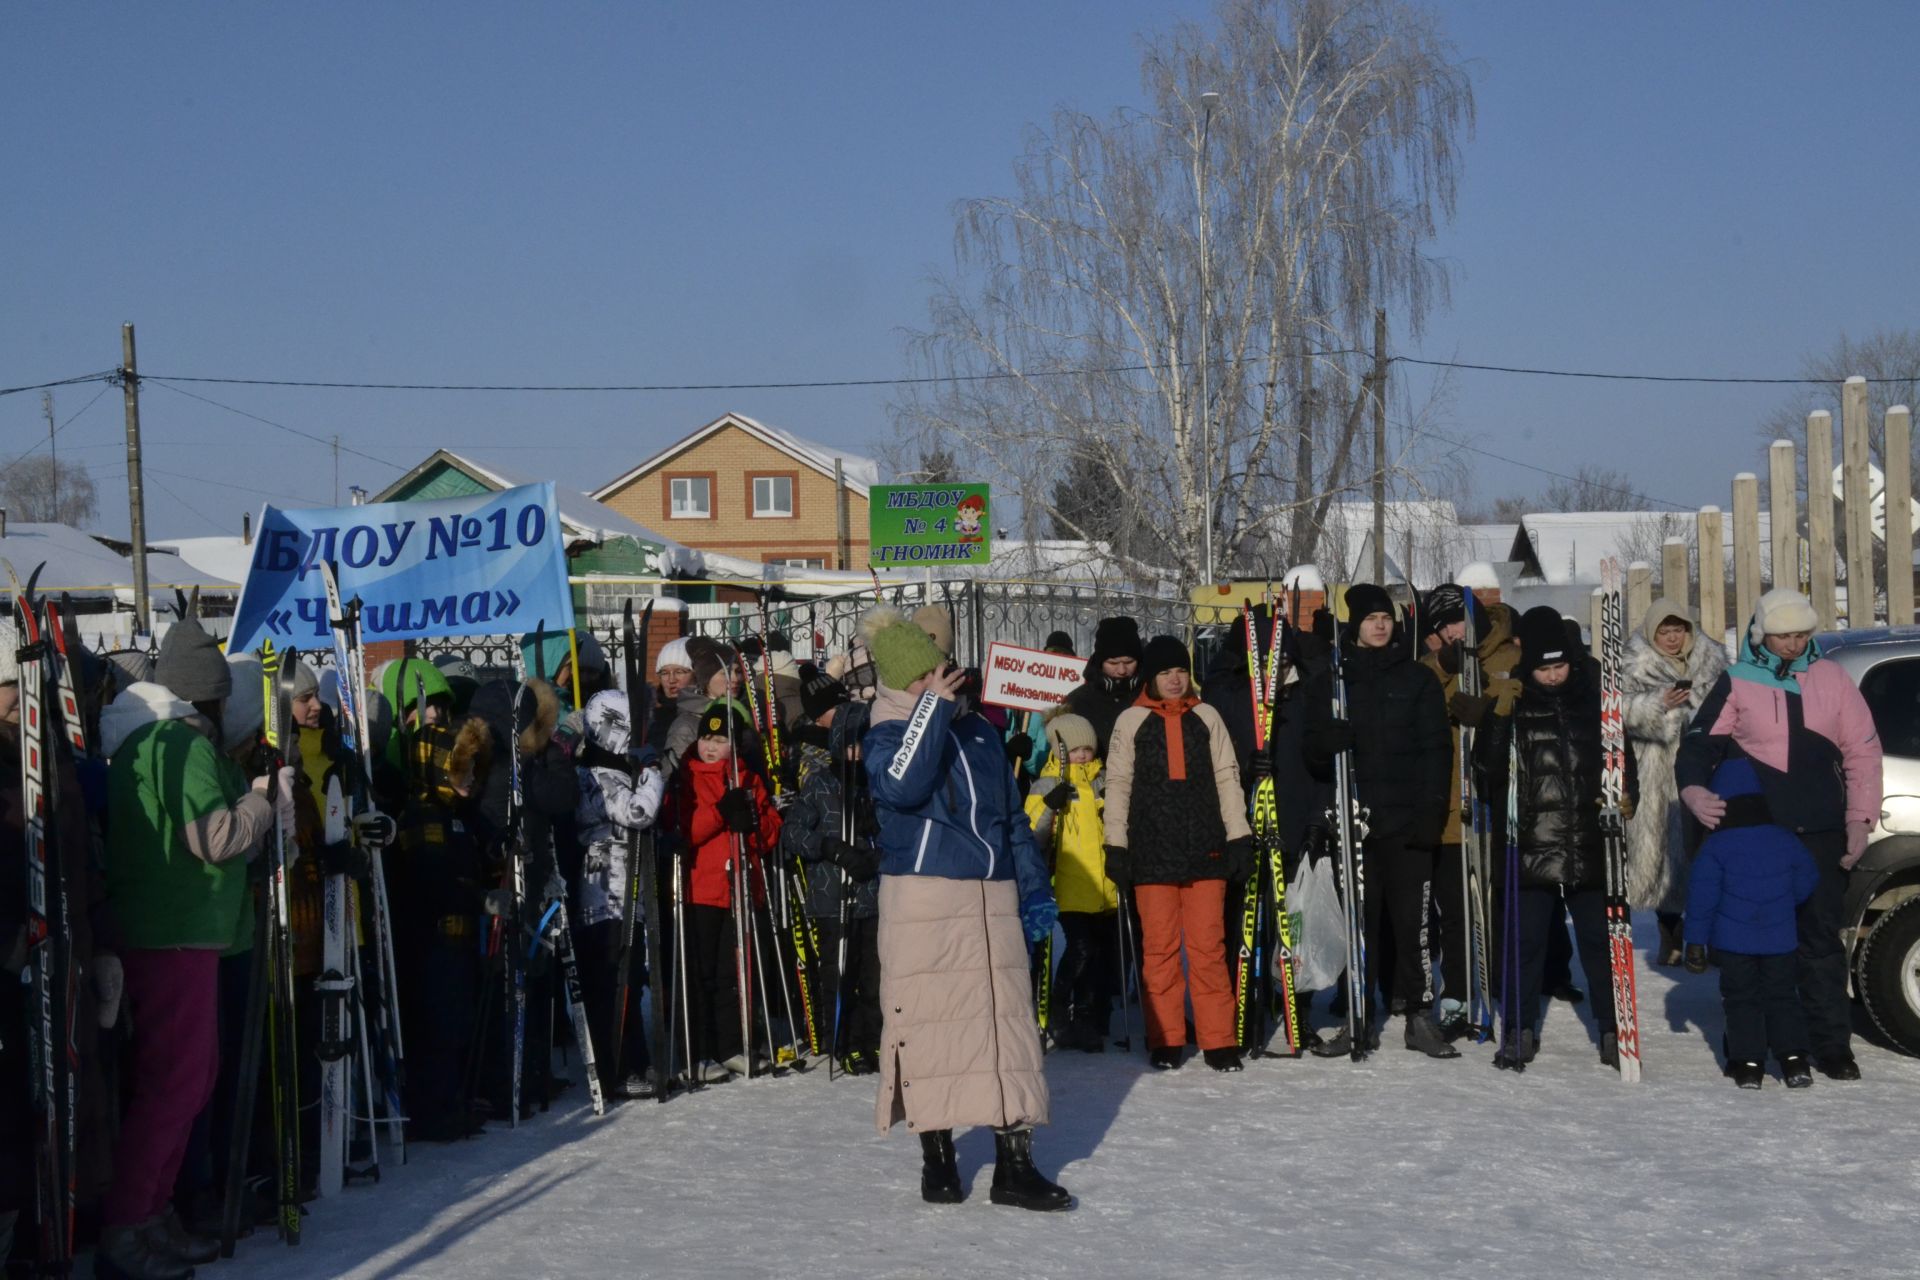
left=858, top=607, right=1073, bottom=1212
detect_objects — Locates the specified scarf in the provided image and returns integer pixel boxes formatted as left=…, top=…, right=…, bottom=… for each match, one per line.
left=1134, top=689, right=1200, bottom=780
left=1729, top=629, right=1819, bottom=693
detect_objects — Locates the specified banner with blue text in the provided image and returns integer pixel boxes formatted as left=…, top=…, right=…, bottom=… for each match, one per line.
left=227, top=483, right=574, bottom=653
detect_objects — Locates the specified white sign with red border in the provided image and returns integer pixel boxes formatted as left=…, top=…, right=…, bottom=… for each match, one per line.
left=981, top=640, right=1085, bottom=712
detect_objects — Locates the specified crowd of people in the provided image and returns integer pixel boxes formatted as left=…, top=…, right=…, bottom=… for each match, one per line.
left=0, top=576, right=1886, bottom=1269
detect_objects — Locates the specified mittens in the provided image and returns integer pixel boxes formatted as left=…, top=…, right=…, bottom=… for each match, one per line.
left=718, top=787, right=759, bottom=835
left=1042, top=783, right=1074, bottom=813
left=824, top=836, right=881, bottom=881
left=1020, top=894, right=1059, bottom=946
left=1224, top=837, right=1257, bottom=881
left=1103, top=844, right=1132, bottom=888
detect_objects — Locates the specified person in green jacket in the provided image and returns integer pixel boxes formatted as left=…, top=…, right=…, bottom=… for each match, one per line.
left=97, top=619, right=290, bottom=1280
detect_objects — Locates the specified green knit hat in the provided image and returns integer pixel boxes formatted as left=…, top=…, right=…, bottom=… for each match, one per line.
left=860, top=604, right=946, bottom=690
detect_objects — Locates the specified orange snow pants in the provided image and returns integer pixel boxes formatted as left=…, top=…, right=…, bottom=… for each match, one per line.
left=1134, top=878, right=1235, bottom=1050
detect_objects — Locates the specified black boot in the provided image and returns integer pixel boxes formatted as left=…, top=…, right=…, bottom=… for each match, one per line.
left=1202, top=1047, right=1243, bottom=1072
left=919, top=1129, right=963, bottom=1204
left=989, top=1127, right=1074, bottom=1212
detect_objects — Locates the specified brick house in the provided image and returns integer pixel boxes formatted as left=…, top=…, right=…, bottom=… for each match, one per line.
left=590, top=412, right=879, bottom=571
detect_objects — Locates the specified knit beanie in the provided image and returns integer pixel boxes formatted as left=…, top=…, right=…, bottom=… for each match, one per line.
left=1045, top=712, right=1096, bottom=760
left=290, top=658, right=320, bottom=700
left=655, top=637, right=692, bottom=673
left=1343, top=583, right=1396, bottom=634
left=1517, top=606, right=1573, bottom=673
left=1138, top=634, right=1192, bottom=694
left=686, top=635, right=735, bottom=694
left=1089, top=616, right=1144, bottom=664
left=432, top=655, right=478, bottom=682
left=697, top=698, right=754, bottom=742
left=800, top=666, right=850, bottom=723
left=1422, top=584, right=1466, bottom=636
left=912, top=605, right=955, bottom=659
left=860, top=604, right=946, bottom=690
left=1043, top=630, right=1075, bottom=655
left=0, top=619, right=16, bottom=685
left=1751, top=588, right=1818, bottom=646
left=155, top=617, right=232, bottom=702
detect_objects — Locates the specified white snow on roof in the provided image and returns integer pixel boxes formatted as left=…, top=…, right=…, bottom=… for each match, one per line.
left=1511, top=512, right=1718, bottom=586
left=0, top=523, right=236, bottom=600
left=153, top=535, right=256, bottom=588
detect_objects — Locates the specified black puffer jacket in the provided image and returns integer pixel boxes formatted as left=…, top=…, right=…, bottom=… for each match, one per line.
left=1302, top=642, right=1450, bottom=843
left=780, top=702, right=878, bottom=921
left=1475, top=664, right=1636, bottom=891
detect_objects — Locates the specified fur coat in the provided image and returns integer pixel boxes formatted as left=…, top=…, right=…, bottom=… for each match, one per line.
left=1620, top=601, right=1729, bottom=913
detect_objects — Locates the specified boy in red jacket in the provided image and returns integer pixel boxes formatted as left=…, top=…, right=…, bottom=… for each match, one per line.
left=673, top=700, right=781, bottom=1080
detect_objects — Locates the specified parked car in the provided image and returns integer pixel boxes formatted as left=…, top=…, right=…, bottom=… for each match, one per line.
left=1818, top=627, right=1920, bottom=1055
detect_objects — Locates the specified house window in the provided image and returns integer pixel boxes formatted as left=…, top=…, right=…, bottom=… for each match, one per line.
left=780, top=557, right=826, bottom=569
left=753, top=475, right=794, bottom=517
left=669, top=476, right=711, bottom=518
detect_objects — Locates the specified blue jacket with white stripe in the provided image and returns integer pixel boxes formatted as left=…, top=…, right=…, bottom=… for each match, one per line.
left=862, top=690, right=1052, bottom=911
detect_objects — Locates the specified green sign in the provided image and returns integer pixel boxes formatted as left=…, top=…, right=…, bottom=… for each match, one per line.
left=868, top=483, right=991, bottom=567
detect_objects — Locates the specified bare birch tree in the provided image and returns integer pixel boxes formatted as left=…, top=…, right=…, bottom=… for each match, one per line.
left=892, top=0, right=1474, bottom=586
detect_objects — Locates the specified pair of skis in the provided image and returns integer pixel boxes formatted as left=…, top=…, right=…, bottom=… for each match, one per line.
left=6, top=562, right=84, bottom=1273
left=1457, top=591, right=1496, bottom=1042
left=1598, top=560, right=1644, bottom=1082
left=1233, top=601, right=1300, bottom=1058
left=1326, top=607, right=1371, bottom=1060
left=610, top=597, right=671, bottom=1102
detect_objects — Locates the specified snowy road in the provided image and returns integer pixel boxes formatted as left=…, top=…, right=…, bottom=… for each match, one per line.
left=221, top=936, right=1920, bottom=1280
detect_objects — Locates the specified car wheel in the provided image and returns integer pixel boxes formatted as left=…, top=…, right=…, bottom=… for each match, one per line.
left=1859, top=894, right=1920, bottom=1056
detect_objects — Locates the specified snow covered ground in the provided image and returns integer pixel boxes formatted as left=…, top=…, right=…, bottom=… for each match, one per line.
left=220, top=930, right=1920, bottom=1280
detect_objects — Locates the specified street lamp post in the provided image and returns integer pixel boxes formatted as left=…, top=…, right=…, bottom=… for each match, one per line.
left=1196, top=90, right=1220, bottom=586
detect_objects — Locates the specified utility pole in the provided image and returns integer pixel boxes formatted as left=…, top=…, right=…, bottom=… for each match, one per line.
left=120, top=323, right=151, bottom=634
left=1196, top=90, right=1220, bottom=588
left=834, top=457, right=851, bottom=570
left=1370, top=308, right=1387, bottom=586
left=42, top=391, right=57, bottom=522
left=333, top=435, right=341, bottom=505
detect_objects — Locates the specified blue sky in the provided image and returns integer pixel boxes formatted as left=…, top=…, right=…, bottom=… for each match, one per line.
left=5, top=1, right=1917, bottom=540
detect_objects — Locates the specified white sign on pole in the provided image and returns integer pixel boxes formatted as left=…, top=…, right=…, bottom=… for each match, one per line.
left=981, top=640, right=1084, bottom=713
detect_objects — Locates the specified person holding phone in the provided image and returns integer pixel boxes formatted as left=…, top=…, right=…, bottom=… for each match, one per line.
left=1621, top=598, right=1728, bottom=965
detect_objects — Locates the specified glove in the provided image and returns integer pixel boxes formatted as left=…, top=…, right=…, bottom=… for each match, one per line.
left=1223, top=837, right=1257, bottom=882
left=1448, top=690, right=1494, bottom=729
left=352, top=810, right=397, bottom=851
left=319, top=841, right=371, bottom=881
left=1103, top=844, right=1133, bottom=889
left=1683, top=943, right=1709, bottom=974
left=718, top=787, right=759, bottom=835
left=1006, top=733, right=1034, bottom=765
left=1843, top=821, right=1871, bottom=870
left=1250, top=751, right=1273, bottom=782
left=483, top=887, right=516, bottom=918
left=1042, top=783, right=1074, bottom=813
left=1313, top=718, right=1357, bottom=755
left=93, top=953, right=124, bottom=1030
left=1020, top=894, right=1059, bottom=946
left=824, top=836, right=881, bottom=881
left=1680, top=785, right=1726, bottom=830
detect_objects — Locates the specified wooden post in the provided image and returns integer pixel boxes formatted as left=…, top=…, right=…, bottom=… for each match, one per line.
left=120, top=323, right=151, bottom=634
left=1627, top=561, right=1653, bottom=634
left=1698, top=506, right=1725, bottom=645
left=1732, top=472, right=1762, bottom=630
left=1807, top=410, right=1837, bottom=630
left=1843, top=377, right=1874, bottom=628
left=1661, top=538, right=1690, bottom=606
left=1589, top=588, right=1604, bottom=660
left=1887, top=404, right=1914, bottom=627
left=1768, top=439, right=1797, bottom=591
left=1371, top=308, right=1387, bottom=585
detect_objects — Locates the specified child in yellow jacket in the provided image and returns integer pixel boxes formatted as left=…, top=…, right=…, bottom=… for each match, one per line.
left=1024, top=713, right=1119, bottom=1052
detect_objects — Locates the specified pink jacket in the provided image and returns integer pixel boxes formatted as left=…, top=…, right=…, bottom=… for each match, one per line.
left=1696, top=659, right=1882, bottom=828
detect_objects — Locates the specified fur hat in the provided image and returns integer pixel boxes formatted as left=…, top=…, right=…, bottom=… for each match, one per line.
left=1045, top=712, right=1096, bottom=760
left=518, top=679, right=560, bottom=756
left=1089, top=616, right=1143, bottom=664
left=1751, top=588, right=1818, bottom=646
left=860, top=605, right=946, bottom=690
left=1139, top=634, right=1192, bottom=693
left=655, top=637, right=692, bottom=673
left=800, top=667, right=850, bottom=723
left=912, top=605, right=955, bottom=659
left=155, top=617, right=231, bottom=702
left=1517, top=606, right=1573, bottom=673
left=445, top=717, right=492, bottom=798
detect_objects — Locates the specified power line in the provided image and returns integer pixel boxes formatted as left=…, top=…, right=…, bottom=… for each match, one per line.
left=145, top=465, right=320, bottom=507
left=143, top=378, right=405, bottom=470
left=0, top=371, right=116, bottom=398
left=1393, top=356, right=1919, bottom=386
left=1412, top=422, right=1695, bottom=513
left=5, top=383, right=113, bottom=467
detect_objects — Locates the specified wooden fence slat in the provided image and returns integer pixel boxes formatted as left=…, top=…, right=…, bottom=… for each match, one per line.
left=1698, top=506, right=1726, bottom=644
left=1887, top=404, right=1914, bottom=627
left=1627, top=561, right=1653, bottom=634
left=1733, top=473, right=1762, bottom=630
left=1662, top=538, right=1690, bottom=607
left=1769, top=439, right=1797, bottom=591
left=1808, top=410, right=1837, bottom=630
left=1843, top=377, right=1874, bottom=628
